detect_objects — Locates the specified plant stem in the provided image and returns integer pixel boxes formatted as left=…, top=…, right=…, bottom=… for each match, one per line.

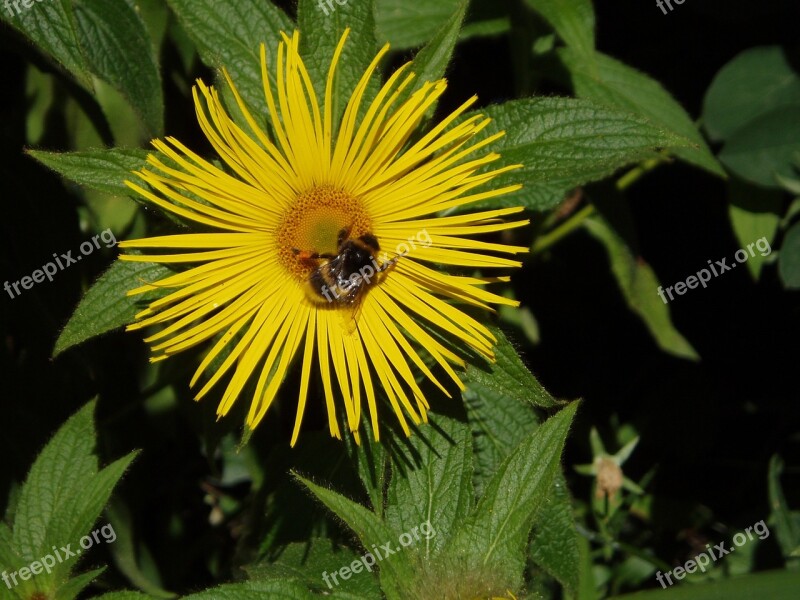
left=616, top=156, right=666, bottom=191
left=530, top=155, right=665, bottom=256
left=530, top=204, right=595, bottom=255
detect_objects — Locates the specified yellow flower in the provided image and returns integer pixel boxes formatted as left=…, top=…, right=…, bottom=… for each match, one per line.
left=119, top=30, right=527, bottom=445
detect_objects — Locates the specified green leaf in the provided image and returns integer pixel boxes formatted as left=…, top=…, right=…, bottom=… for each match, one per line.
left=719, top=107, right=800, bottom=188
left=12, top=401, right=98, bottom=561
left=51, top=454, right=138, bottom=577
left=53, top=259, right=173, bottom=357
left=297, top=0, right=378, bottom=137
left=779, top=222, right=800, bottom=289
left=560, top=48, right=725, bottom=177
left=607, top=569, right=800, bottom=600
left=137, top=0, right=171, bottom=51
left=294, top=474, right=415, bottom=600
left=375, top=0, right=462, bottom=50
left=584, top=215, right=699, bottom=361
left=445, top=402, right=579, bottom=591
left=28, top=148, right=149, bottom=197
left=3, top=401, right=134, bottom=597
left=465, top=326, right=559, bottom=409
left=385, top=412, right=473, bottom=558
left=25, top=63, right=57, bottom=145
left=702, top=46, right=800, bottom=142
left=576, top=532, right=600, bottom=600
left=246, top=539, right=381, bottom=597
left=727, top=179, right=783, bottom=279
left=73, top=0, right=164, bottom=136
left=398, top=0, right=467, bottom=102
left=463, top=376, right=539, bottom=498
left=0, top=0, right=93, bottom=88
left=525, top=0, right=595, bottom=57
left=55, top=566, right=106, bottom=600
left=166, top=0, right=293, bottom=117
left=464, top=340, right=580, bottom=595
left=529, top=473, right=580, bottom=595
left=468, top=97, right=692, bottom=211
left=345, top=427, right=387, bottom=517
left=459, top=17, right=510, bottom=42
left=183, top=580, right=315, bottom=600
left=0, top=523, right=25, bottom=598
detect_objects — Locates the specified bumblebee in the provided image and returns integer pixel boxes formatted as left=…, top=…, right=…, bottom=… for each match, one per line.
left=293, top=227, right=399, bottom=308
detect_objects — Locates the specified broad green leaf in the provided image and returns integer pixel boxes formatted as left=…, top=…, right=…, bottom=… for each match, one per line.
left=0, top=0, right=93, bottom=88
left=445, top=402, right=578, bottom=591
left=703, top=46, right=800, bottom=142
left=246, top=539, right=381, bottom=597
left=779, top=221, right=800, bottom=290
left=295, top=474, right=415, bottom=600
left=297, top=0, right=378, bottom=137
left=0, top=523, right=25, bottom=599
left=464, top=369, right=580, bottom=594
left=459, top=17, right=510, bottom=42
left=25, top=63, right=56, bottom=145
left=719, top=107, right=800, bottom=188
left=385, top=412, right=473, bottom=558
left=465, top=326, right=559, bottom=409
left=137, top=0, right=171, bottom=51
left=94, top=79, right=149, bottom=147
left=166, top=0, right=293, bottom=117
left=768, top=455, right=800, bottom=560
left=525, top=0, right=595, bottom=57
left=50, top=454, right=138, bottom=578
left=463, top=379, right=539, bottom=498
left=608, top=569, right=800, bottom=600
left=53, top=259, right=173, bottom=357
left=183, top=580, right=315, bottom=600
left=28, top=148, right=149, bottom=197
left=576, top=532, right=600, bottom=600
left=55, top=567, right=105, bottom=600
left=8, top=400, right=136, bottom=594
left=584, top=215, right=699, bottom=361
left=345, top=426, right=387, bottom=517
left=727, top=180, right=782, bottom=279
left=560, top=48, right=725, bottom=177
left=73, top=0, right=164, bottom=136
left=12, top=401, right=98, bottom=561
left=466, top=97, right=689, bottom=211
left=375, top=0, right=462, bottom=50
left=399, top=0, right=467, bottom=102
left=529, top=474, right=580, bottom=596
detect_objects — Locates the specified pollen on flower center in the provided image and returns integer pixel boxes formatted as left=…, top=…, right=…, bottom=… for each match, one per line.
left=277, top=184, right=372, bottom=280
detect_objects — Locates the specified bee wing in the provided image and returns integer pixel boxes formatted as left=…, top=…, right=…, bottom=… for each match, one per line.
left=335, top=285, right=366, bottom=335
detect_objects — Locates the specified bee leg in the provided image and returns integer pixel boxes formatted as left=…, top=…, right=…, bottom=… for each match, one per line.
left=292, top=248, right=320, bottom=260
left=337, top=225, right=353, bottom=247
left=292, top=248, right=337, bottom=260
left=376, top=255, right=401, bottom=273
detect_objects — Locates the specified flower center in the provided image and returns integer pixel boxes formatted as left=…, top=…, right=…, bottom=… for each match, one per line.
left=277, top=185, right=372, bottom=281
